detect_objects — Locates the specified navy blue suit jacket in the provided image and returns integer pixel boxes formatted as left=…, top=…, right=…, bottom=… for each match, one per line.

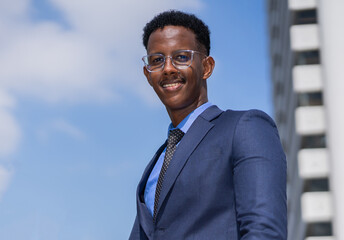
left=129, top=106, right=287, bottom=239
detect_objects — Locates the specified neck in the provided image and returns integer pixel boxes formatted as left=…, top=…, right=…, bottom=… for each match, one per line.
left=167, top=99, right=208, bottom=127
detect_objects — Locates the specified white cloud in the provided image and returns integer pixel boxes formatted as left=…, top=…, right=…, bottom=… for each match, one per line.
left=0, top=166, right=12, bottom=201
left=0, top=0, right=28, bottom=20
left=1, top=23, right=116, bottom=103
left=0, top=109, right=20, bottom=156
left=0, top=90, right=19, bottom=201
left=52, top=119, right=86, bottom=140
left=0, top=0, right=203, bottom=202
left=0, top=0, right=204, bottom=103
left=0, top=90, right=20, bottom=157
left=0, top=0, right=204, bottom=153
left=0, top=89, right=16, bottom=109
left=36, top=118, right=86, bottom=142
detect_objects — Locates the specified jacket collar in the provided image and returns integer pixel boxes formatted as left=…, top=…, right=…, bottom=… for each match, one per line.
left=155, top=105, right=223, bottom=221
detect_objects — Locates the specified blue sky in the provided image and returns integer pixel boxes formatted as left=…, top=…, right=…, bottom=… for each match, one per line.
left=0, top=0, right=271, bottom=239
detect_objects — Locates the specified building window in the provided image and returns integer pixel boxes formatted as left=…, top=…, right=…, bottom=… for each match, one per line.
left=300, top=134, right=326, bottom=149
left=271, top=25, right=280, bottom=39
left=293, top=9, right=317, bottom=25
left=297, top=92, right=323, bottom=106
left=294, top=50, right=320, bottom=65
left=274, top=81, right=284, bottom=97
left=269, top=0, right=278, bottom=12
left=273, top=53, right=282, bottom=67
left=305, top=222, right=332, bottom=237
left=276, top=111, right=286, bottom=125
left=303, top=178, right=329, bottom=192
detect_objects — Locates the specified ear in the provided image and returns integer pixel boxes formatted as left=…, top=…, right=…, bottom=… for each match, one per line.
left=143, top=66, right=153, bottom=86
left=202, top=56, right=215, bottom=80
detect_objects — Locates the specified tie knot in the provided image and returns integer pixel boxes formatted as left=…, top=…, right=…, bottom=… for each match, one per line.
left=167, top=129, right=184, bottom=145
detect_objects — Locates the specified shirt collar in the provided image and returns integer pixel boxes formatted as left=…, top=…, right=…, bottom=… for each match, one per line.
left=167, top=102, right=213, bottom=136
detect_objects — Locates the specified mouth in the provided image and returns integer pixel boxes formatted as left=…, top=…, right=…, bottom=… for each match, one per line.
left=161, top=79, right=185, bottom=91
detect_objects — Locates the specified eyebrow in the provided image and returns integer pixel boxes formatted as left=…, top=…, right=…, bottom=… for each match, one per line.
left=147, top=49, right=192, bottom=55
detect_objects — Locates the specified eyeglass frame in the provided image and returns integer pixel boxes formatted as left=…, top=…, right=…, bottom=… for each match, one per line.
left=142, top=49, right=208, bottom=72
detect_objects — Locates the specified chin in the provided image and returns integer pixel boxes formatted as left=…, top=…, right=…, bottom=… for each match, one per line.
left=161, top=96, right=184, bottom=107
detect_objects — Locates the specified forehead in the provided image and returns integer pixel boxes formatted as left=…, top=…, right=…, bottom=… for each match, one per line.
left=147, top=26, right=197, bottom=53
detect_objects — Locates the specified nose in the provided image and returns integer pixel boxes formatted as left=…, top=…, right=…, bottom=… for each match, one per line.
left=163, top=56, right=178, bottom=74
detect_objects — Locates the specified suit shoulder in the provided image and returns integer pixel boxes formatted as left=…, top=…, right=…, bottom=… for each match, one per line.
left=231, top=109, right=284, bottom=160
left=222, top=109, right=277, bottom=128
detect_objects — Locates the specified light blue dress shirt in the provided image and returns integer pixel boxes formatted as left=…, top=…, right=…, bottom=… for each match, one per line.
left=144, top=102, right=213, bottom=216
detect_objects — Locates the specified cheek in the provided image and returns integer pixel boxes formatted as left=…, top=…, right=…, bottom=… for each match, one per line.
left=148, top=73, right=160, bottom=87
left=189, top=61, right=203, bottom=78
left=187, top=68, right=203, bottom=87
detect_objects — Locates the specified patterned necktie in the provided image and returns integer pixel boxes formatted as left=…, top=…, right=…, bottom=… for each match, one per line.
left=153, top=128, right=184, bottom=221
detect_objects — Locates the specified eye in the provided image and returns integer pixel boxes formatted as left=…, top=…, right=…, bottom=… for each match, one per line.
left=153, top=57, right=163, bottom=63
left=148, top=55, right=164, bottom=65
left=174, top=54, right=190, bottom=63
left=173, top=51, right=192, bottom=63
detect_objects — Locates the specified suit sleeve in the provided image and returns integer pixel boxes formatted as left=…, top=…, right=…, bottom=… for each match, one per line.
left=232, top=110, right=287, bottom=239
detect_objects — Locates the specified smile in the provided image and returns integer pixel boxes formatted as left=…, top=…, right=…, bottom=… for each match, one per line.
left=163, top=82, right=181, bottom=88
left=161, top=81, right=184, bottom=91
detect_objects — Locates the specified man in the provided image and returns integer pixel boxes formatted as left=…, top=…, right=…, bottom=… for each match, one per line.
left=130, top=10, right=287, bottom=240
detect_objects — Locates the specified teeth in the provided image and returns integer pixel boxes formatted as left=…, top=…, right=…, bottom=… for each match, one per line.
left=163, top=83, right=181, bottom=88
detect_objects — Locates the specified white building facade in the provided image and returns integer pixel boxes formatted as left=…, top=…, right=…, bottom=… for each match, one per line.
left=267, top=0, right=344, bottom=239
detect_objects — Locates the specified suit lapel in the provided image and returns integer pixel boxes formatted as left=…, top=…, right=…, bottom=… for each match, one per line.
left=156, top=105, right=223, bottom=218
left=136, top=142, right=166, bottom=237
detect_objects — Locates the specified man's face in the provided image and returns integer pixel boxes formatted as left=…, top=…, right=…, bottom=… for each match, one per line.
left=144, top=26, right=212, bottom=115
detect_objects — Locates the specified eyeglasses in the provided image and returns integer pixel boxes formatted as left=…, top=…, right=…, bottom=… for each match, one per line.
left=142, top=50, right=207, bottom=72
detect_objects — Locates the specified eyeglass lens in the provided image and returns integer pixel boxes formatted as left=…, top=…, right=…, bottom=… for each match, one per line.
left=145, top=51, right=193, bottom=71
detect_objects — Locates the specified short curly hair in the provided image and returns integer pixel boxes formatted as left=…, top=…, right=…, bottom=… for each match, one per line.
left=143, top=10, right=211, bottom=55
